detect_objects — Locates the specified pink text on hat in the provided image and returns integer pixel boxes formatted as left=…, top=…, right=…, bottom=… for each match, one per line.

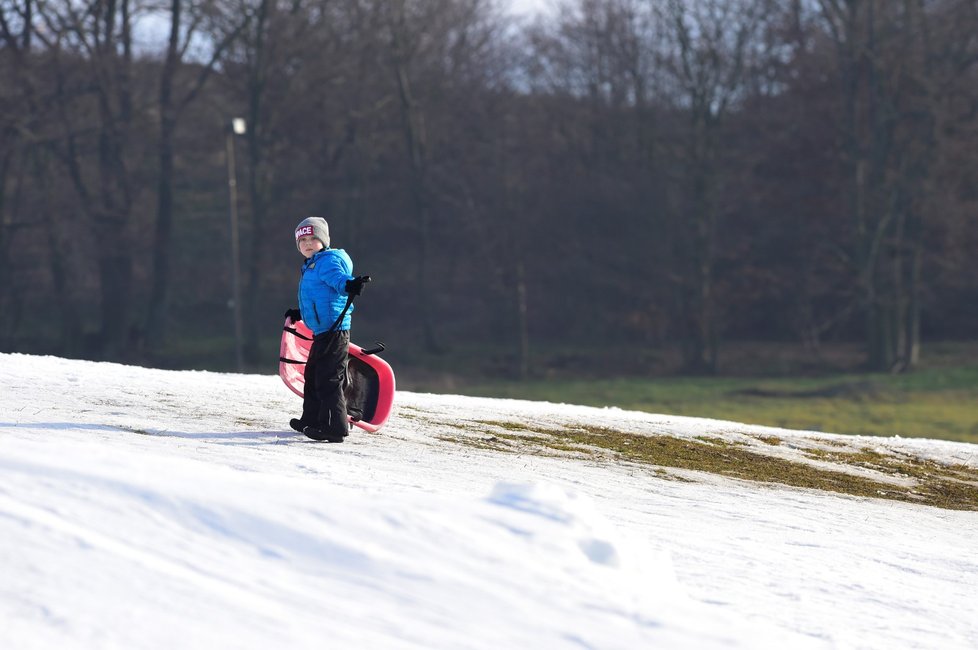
left=295, top=225, right=314, bottom=240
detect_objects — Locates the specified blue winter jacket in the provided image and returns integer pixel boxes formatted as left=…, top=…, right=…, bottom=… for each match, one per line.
left=298, top=248, right=355, bottom=335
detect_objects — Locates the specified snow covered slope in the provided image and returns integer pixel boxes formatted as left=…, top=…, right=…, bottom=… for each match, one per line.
left=2, top=353, right=976, bottom=649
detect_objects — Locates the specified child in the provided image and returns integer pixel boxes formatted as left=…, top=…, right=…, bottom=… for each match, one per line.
left=286, top=216, right=365, bottom=442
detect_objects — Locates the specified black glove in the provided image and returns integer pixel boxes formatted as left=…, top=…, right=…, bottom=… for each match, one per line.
left=344, top=275, right=370, bottom=296
left=284, top=308, right=302, bottom=323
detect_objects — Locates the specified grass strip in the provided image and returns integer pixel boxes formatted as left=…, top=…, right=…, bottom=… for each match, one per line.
left=443, top=421, right=978, bottom=511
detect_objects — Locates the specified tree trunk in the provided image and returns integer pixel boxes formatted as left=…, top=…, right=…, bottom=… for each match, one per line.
left=84, top=0, right=135, bottom=360
left=390, top=3, right=440, bottom=352
left=822, top=0, right=941, bottom=372
left=241, top=0, right=271, bottom=365
left=516, top=259, right=530, bottom=381
left=0, top=149, right=13, bottom=341
left=243, top=134, right=267, bottom=365
left=677, top=117, right=719, bottom=375
left=146, top=0, right=182, bottom=345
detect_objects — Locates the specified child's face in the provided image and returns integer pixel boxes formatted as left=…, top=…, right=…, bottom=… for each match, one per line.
left=298, top=235, right=324, bottom=258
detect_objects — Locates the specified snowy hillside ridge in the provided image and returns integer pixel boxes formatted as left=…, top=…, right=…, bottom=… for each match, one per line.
left=408, top=396, right=978, bottom=511
left=3, top=353, right=978, bottom=650
left=3, top=351, right=978, bottom=508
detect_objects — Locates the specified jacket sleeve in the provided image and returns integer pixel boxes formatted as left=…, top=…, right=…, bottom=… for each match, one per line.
left=317, top=251, right=354, bottom=292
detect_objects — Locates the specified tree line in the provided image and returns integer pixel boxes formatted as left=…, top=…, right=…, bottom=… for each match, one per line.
left=2, top=0, right=977, bottom=377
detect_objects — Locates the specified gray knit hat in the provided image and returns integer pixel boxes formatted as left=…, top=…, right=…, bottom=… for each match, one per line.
left=294, top=217, right=330, bottom=250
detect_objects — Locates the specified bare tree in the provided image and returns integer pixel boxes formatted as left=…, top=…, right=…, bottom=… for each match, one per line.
left=661, top=0, right=774, bottom=373
left=0, top=146, right=17, bottom=338
left=146, top=0, right=250, bottom=344
left=24, top=0, right=146, bottom=358
left=1, top=0, right=82, bottom=345
left=383, top=0, right=443, bottom=352
left=816, top=0, right=978, bottom=371
left=0, top=0, right=30, bottom=333
left=236, top=0, right=276, bottom=362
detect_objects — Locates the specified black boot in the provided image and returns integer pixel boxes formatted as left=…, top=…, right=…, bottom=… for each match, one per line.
left=303, top=425, right=347, bottom=443
left=289, top=418, right=309, bottom=433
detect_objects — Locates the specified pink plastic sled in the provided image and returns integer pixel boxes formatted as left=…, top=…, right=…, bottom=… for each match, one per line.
left=279, top=318, right=395, bottom=433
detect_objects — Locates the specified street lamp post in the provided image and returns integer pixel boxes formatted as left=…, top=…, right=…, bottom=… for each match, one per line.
left=226, top=117, right=247, bottom=372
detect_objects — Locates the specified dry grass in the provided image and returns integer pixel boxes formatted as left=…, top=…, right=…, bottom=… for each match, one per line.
left=434, top=420, right=978, bottom=511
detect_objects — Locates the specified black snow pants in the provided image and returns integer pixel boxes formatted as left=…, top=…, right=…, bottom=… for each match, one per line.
left=301, top=329, right=350, bottom=437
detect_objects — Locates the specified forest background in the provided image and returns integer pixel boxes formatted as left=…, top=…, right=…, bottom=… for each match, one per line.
left=2, top=0, right=977, bottom=402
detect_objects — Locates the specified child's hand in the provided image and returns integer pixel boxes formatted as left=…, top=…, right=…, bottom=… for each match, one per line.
left=345, top=276, right=370, bottom=296
left=284, top=308, right=302, bottom=323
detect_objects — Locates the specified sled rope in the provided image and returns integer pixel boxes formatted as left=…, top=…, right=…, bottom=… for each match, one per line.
left=283, top=326, right=314, bottom=341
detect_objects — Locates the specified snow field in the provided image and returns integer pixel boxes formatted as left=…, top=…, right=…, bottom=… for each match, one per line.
left=1, top=353, right=976, bottom=649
